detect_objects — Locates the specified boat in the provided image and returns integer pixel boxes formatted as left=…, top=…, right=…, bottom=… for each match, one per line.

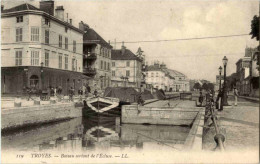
left=82, top=96, right=121, bottom=117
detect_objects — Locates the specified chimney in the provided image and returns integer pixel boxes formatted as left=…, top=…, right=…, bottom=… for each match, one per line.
left=69, top=19, right=72, bottom=24
left=40, top=0, right=54, bottom=16
left=66, top=13, right=69, bottom=22
left=79, top=21, right=89, bottom=32
left=55, top=6, right=64, bottom=21
left=121, top=41, right=126, bottom=54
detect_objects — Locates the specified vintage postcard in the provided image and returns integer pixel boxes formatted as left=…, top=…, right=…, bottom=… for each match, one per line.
left=1, top=0, right=259, bottom=163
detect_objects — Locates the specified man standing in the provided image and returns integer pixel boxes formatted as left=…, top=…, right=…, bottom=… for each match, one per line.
left=234, top=87, right=238, bottom=106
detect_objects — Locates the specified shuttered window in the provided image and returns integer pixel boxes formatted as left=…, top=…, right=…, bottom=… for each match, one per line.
left=31, top=50, right=39, bottom=66
left=31, top=27, right=39, bottom=41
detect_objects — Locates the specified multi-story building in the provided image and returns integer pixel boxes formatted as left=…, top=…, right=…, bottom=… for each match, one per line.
left=111, top=45, right=143, bottom=88
left=1, top=2, right=86, bottom=95
left=79, top=21, right=112, bottom=91
left=145, top=62, right=190, bottom=92
left=251, top=51, right=259, bottom=97
left=236, top=47, right=258, bottom=96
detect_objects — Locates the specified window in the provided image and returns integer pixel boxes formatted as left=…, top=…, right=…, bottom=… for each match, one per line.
left=72, top=58, right=75, bottom=71
left=58, top=53, right=62, bottom=69
left=31, top=50, right=39, bottom=66
left=65, top=37, right=68, bottom=49
left=156, top=72, right=158, bottom=77
left=107, top=63, right=110, bottom=71
left=45, top=30, right=49, bottom=44
left=16, top=28, right=23, bottom=42
left=112, top=62, right=115, bottom=67
left=100, top=60, right=103, bottom=69
left=65, top=55, right=68, bottom=70
left=151, top=73, right=154, bottom=77
left=104, top=61, right=106, bottom=70
left=15, top=50, right=22, bottom=66
left=30, top=75, right=39, bottom=88
left=59, top=35, right=62, bottom=48
left=73, top=40, right=76, bottom=52
left=126, top=61, right=130, bottom=67
left=65, top=27, right=68, bottom=33
left=112, top=71, right=115, bottom=77
left=126, top=70, right=130, bottom=77
left=16, top=16, right=23, bottom=23
left=45, top=18, right=50, bottom=26
left=31, top=27, right=39, bottom=41
left=45, top=51, right=49, bottom=67
left=75, top=60, right=77, bottom=71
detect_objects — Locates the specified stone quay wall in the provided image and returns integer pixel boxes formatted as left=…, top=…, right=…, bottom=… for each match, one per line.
left=2, top=103, right=82, bottom=130
left=121, top=105, right=200, bottom=126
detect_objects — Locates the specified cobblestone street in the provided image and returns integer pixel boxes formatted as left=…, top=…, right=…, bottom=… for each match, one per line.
left=203, top=96, right=259, bottom=152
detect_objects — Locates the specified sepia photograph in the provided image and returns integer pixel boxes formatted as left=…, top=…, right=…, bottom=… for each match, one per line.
left=1, top=0, right=259, bottom=163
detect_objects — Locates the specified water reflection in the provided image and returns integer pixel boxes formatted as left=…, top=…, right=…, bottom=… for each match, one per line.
left=2, top=116, right=190, bottom=152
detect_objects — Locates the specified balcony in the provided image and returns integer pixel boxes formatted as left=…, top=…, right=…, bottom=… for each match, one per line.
left=83, top=67, right=96, bottom=76
left=84, top=53, right=97, bottom=60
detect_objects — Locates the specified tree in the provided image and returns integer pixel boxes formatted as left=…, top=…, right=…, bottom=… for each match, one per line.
left=202, top=83, right=208, bottom=90
left=193, top=83, right=201, bottom=90
left=207, top=83, right=215, bottom=91
left=250, top=15, right=259, bottom=41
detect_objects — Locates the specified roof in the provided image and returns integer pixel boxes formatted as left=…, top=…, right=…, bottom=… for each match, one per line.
left=2, top=3, right=41, bottom=13
left=2, top=3, right=84, bottom=34
left=111, top=49, right=142, bottom=61
left=164, top=69, right=186, bottom=77
left=83, top=28, right=112, bottom=49
left=146, top=64, right=161, bottom=71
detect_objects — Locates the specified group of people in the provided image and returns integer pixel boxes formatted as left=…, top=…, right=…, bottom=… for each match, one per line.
left=24, top=84, right=96, bottom=101
left=198, top=87, right=238, bottom=108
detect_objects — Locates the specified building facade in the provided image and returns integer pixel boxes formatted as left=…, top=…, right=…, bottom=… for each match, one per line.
left=235, top=47, right=259, bottom=96
left=145, top=62, right=190, bottom=92
left=1, top=2, right=87, bottom=95
left=111, top=45, right=143, bottom=88
left=79, top=21, right=112, bottom=91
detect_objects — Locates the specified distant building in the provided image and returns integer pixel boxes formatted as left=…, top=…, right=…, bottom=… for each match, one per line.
left=236, top=47, right=258, bottom=96
left=145, top=62, right=190, bottom=92
left=1, top=2, right=87, bottom=94
left=111, top=44, right=143, bottom=88
left=79, top=21, right=113, bottom=91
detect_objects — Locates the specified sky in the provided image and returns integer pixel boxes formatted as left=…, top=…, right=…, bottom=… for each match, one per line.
left=2, top=0, right=259, bottom=82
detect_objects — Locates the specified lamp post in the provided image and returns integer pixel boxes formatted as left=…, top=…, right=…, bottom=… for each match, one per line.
left=222, top=56, right=229, bottom=106
left=40, top=62, right=44, bottom=90
left=218, top=66, right=222, bottom=91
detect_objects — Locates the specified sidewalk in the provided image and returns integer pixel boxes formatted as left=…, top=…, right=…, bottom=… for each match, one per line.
left=238, top=95, right=259, bottom=102
left=203, top=99, right=259, bottom=151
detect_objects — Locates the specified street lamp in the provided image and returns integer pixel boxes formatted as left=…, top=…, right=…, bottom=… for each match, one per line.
left=222, top=56, right=229, bottom=106
left=218, top=66, right=222, bottom=91
left=40, top=62, right=44, bottom=90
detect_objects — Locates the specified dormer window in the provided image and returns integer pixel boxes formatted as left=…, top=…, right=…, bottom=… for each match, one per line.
left=16, top=16, right=23, bottom=23
left=45, top=18, right=50, bottom=26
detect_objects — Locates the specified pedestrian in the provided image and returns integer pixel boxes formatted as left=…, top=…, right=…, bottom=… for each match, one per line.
left=198, top=91, right=204, bottom=106
left=69, top=87, right=74, bottom=101
left=27, top=86, right=32, bottom=101
left=234, top=87, right=238, bottom=106
left=94, top=89, right=98, bottom=97
left=54, top=87, right=57, bottom=97
left=82, top=85, right=86, bottom=96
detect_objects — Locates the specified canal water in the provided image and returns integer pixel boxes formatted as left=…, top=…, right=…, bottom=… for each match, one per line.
left=2, top=116, right=190, bottom=152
